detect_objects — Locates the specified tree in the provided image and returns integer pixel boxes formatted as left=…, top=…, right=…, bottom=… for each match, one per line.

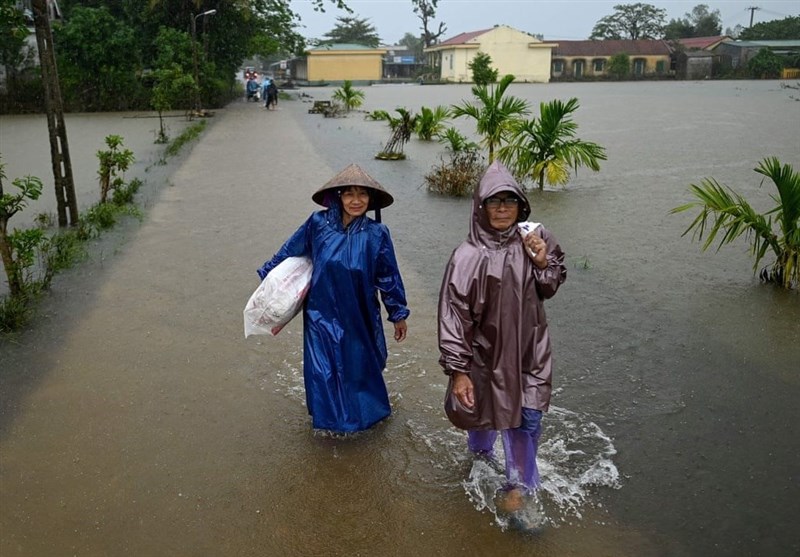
left=468, top=52, right=498, bottom=85
left=376, top=108, right=417, bottom=160
left=415, top=105, right=450, bottom=140
left=398, top=32, right=423, bottom=60
left=96, top=136, right=134, bottom=204
left=607, top=53, right=631, bottom=79
left=739, top=15, right=800, bottom=41
left=151, top=27, right=197, bottom=140
left=0, top=0, right=33, bottom=101
left=151, top=67, right=196, bottom=141
left=748, top=48, right=783, bottom=79
left=332, top=80, right=365, bottom=112
left=412, top=0, right=446, bottom=47
left=590, top=3, right=667, bottom=40
left=132, top=0, right=350, bottom=107
left=725, top=24, right=745, bottom=39
left=663, top=18, right=694, bottom=40
left=689, top=4, right=722, bottom=37
left=671, top=157, right=800, bottom=289
left=497, top=98, right=607, bottom=191
left=0, top=158, right=44, bottom=299
left=54, top=6, right=143, bottom=110
left=664, top=4, right=721, bottom=39
left=321, top=16, right=380, bottom=47
left=450, top=74, right=530, bottom=163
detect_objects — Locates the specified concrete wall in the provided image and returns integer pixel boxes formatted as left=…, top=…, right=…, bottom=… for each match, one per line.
left=306, top=50, right=384, bottom=82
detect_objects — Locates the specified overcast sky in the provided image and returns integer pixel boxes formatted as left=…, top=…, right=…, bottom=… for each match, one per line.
left=290, top=0, right=797, bottom=44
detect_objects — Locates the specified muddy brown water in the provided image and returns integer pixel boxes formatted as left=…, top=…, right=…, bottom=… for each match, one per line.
left=1, top=81, right=798, bottom=556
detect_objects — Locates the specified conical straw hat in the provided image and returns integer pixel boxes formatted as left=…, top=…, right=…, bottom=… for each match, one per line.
left=312, top=163, right=394, bottom=210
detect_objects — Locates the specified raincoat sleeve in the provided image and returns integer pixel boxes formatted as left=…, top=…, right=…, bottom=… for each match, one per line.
left=437, top=251, right=476, bottom=376
left=375, top=226, right=410, bottom=323
left=533, top=227, right=567, bottom=300
left=256, top=215, right=313, bottom=280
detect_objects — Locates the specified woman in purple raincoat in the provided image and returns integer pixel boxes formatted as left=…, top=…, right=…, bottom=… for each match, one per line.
left=258, top=164, right=409, bottom=433
left=438, top=160, right=566, bottom=511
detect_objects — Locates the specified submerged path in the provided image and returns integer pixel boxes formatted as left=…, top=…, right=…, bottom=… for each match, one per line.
left=0, top=98, right=483, bottom=556
left=3, top=83, right=798, bottom=557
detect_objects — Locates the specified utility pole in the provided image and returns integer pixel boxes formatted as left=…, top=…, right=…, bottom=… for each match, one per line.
left=191, top=9, right=216, bottom=114
left=747, top=6, right=760, bottom=28
left=31, top=0, right=78, bottom=227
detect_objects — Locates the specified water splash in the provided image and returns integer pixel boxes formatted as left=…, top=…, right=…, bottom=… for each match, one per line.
left=462, top=405, right=620, bottom=529
left=269, top=355, right=620, bottom=530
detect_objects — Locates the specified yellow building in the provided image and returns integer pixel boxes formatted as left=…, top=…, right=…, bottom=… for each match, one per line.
left=551, top=40, right=672, bottom=79
left=291, top=43, right=386, bottom=85
left=424, top=25, right=556, bottom=83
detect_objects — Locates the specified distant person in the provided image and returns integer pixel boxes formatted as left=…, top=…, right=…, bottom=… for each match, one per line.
left=256, top=164, right=410, bottom=433
left=246, top=77, right=259, bottom=101
left=437, top=160, right=566, bottom=521
left=261, top=75, right=272, bottom=100
left=265, top=80, right=279, bottom=110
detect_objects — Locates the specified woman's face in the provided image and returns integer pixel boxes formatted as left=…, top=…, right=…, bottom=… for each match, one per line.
left=341, top=186, right=370, bottom=219
left=484, top=192, right=520, bottom=231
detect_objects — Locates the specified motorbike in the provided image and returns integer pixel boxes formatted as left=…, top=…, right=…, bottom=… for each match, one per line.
left=246, top=79, right=261, bottom=102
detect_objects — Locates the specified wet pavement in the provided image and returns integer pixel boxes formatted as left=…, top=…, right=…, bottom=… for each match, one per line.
left=1, top=81, right=799, bottom=556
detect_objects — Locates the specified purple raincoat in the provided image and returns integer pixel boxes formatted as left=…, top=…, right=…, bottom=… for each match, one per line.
left=438, top=161, right=567, bottom=431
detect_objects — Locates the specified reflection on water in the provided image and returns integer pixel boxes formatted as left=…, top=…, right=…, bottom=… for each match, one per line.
left=267, top=329, right=622, bottom=533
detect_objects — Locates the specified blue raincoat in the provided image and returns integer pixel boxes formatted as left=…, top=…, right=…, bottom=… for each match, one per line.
left=257, top=202, right=410, bottom=433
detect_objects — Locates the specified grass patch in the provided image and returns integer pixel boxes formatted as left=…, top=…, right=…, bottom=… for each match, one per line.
left=164, top=120, right=207, bottom=158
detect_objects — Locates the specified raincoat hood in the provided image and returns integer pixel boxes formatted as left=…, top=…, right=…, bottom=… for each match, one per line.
left=312, top=163, right=394, bottom=211
left=470, top=161, right=531, bottom=248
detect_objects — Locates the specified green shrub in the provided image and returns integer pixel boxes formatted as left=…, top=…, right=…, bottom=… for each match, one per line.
left=424, top=151, right=485, bottom=197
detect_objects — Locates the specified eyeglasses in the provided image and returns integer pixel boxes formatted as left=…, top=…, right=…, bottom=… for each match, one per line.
left=484, top=196, right=520, bottom=209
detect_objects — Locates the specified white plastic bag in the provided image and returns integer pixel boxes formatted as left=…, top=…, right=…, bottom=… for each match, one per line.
left=244, top=256, right=313, bottom=338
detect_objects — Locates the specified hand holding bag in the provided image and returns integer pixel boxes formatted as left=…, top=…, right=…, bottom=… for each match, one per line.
left=243, top=256, right=312, bottom=338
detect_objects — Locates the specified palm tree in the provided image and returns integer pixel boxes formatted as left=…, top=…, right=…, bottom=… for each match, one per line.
left=497, top=97, right=607, bottom=191
left=671, top=157, right=800, bottom=289
left=376, top=108, right=417, bottom=160
left=450, top=74, right=529, bottom=163
left=438, top=127, right=479, bottom=154
left=332, top=80, right=365, bottom=113
left=415, top=105, right=450, bottom=141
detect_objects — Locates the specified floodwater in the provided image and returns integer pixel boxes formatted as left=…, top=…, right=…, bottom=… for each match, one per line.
left=1, top=111, right=194, bottom=230
left=1, top=80, right=799, bottom=556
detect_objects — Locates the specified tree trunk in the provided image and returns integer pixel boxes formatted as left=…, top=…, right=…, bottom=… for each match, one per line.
left=0, top=222, right=22, bottom=298
left=31, top=0, right=79, bottom=227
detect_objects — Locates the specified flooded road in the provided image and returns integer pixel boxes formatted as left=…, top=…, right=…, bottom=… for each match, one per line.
left=1, top=80, right=799, bottom=556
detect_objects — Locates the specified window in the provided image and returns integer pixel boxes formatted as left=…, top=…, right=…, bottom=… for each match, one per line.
left=552, top=60, right=564, bottom=73
left=593, top=59, right=605, bottom=73
left=633, top=58, right=646, bottom=75
left=656, top=60, right=665, bottom=74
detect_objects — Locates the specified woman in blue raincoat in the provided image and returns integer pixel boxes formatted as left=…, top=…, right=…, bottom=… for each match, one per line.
left=257, top=164, right=410, bottom=433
